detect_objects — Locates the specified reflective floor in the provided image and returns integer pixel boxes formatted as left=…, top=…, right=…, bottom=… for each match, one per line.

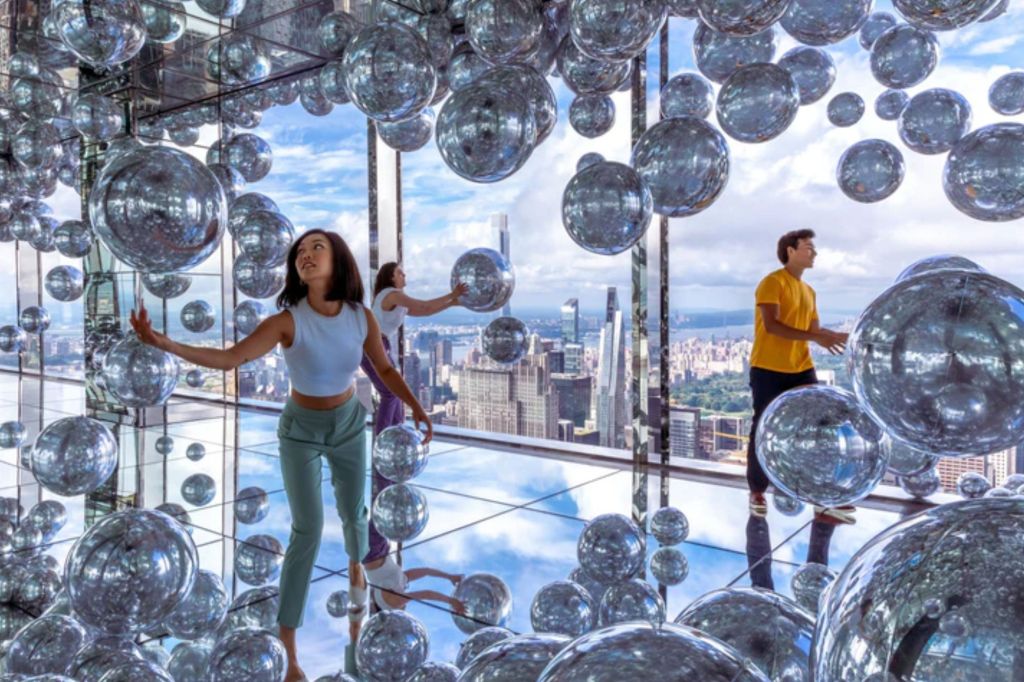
left=0, top=373, right=914, bottom=678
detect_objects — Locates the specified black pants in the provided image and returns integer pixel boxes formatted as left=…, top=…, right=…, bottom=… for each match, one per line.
left=746, top=514, right=836, bottom=591
left=746, top=366, right=818, bottom=494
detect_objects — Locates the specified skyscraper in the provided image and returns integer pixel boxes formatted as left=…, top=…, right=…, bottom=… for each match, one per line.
left=455, top=353, right=558, bottom=439
left=669, top=406, right=702, bottom=460
left=492, top=213, right=511, bottom=317
left=561, top=298, right=580, bottom=345
left=595, top=287, right=626, bottom=449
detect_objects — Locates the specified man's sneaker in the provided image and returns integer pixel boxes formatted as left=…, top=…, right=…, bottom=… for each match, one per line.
left=749, top=492, right=768, bottom=517
left=813, top=505, right=857, bottom=525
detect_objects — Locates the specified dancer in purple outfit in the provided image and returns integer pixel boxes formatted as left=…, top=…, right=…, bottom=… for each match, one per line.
left=358, top=263, right=467, bottom=569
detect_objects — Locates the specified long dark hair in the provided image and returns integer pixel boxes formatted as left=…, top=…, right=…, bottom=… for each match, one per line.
left=276, top=229, right=365, bottom=310
left=373, top=261, right=400, bottom=299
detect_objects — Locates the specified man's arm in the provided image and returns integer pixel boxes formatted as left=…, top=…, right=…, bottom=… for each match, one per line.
left=760, top=304, right=846, bottom=353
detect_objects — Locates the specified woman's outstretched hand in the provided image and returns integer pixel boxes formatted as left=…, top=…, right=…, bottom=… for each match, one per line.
left=451, top=282, right=469, bottom=304
left=412, top=405, right=434, bottom=445
left=129, top=301, right=167, bottom=350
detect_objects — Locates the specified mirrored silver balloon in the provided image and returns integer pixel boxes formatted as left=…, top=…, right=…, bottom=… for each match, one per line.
left=569, top=0, right=667, bottom=61
left=898, top=467, right=942, bottom=498
left=234, top=300, right=269, bottom=336
left=355, top=611, right=429, bottom=682
left=372, top=483, right=429, bottom=542
left=453, top=572, right=512, bottom=634
left=185, top=442, right=205, bottom=461
left=870, top=24, right=940, bottom=89
left=318, top=10, right=360, bottom=57
left=956, top=471, right=991, bottom=499
left=19, top=306, right=50, bottom=334
left=778, top=46, right=836, bottom=104
left=237, top=210, right=294, bottom=267
left=717, top=63, right=800, bottom=143
left=477, top=65, right=558, bottom=144
left=53, top=220, right=93, bottom=258
left=30, top=416, right=117, bottom=496
left=576, top=152, right=604, bottom=172
left=180, top=300, right=215, bottom=333
left=569, top=94, right=615, bottom=138
left=660, top=73, right=714, bottom=119
left=859, top=11, right=898, bottom=49
left=12, top=121, right=63, bottom=171
left=162, top=569, right=228, bottom=641
left=224, top=133, right=272, bottom=183
left=827, top=91, right=865, bottom=127
left=374, top=424, right=428, bottom=483
left=943, top=123, right=1024, bottom=222
left=887, top=439, right=941, bottom=476
left=102, top=335, right=180, bottom=407
left=898, top=88, right=971, bottom=154
left=791, top=562, right=836, bottom=613
left=196, top=0, right=245, bottom=17
left=450, top=248, right=515, bottom=313
left=693, top=23, right=776, bottom=84
left=781, top=0, right=873, bottom=46
left=896, top=254, right=984, bottom=282
left=696, top=0, right=790, bottom=36
left=209, top=626, right=287, bottom=682
left=837, top=138, right=905, bottom=203
left=142, top=0, right=186, bottom=43
left=989, top=71, right=1024, bottom=115
left=0, top=325, right=28, bottom=353
left=235, top=486, right=270, bottom=525
left=892, top=0, right=1000, bottom=30
left=181, top=473, right=216, bottom=506
left=407, top=661, right=460, bottom=682
left=44, top=265, right=84, bottom=303
left=481, top=317, right=529, bottom=364
left=377, top=109, right=435, bottom=152
left=530, top=581, right=595, bottom=638
left=455, top=626, right=514, bottom=670
left=466, top=0, right=543, bottom=64
left=208, top=33, right=270, bottom=85
left=234, top=534, right=283, bottom=586
left=577, top=513, right=644, bottom=584
left=650, top=546, right=689, bottom=585
left=342, top=22, right=436, bottom=123
left=234, top=254, right=286, bottom=300
left=875, top=88, right=909, bottom=120
left=184, top=368, right=205, bottom=388
left=556, top=37, right=632, bottom=95
left=0, top=421, right=27, bottom=448
left=142, top=272, right=191, bottom=299
left=649, top=506, right=689, bottom=545
left=598, top=578, right=665, bottom=627
left=53, top=0, right=146, bottom=66
left=5, top=614, right=87, bottom=676
left=562, top=161, right=652, bottom=256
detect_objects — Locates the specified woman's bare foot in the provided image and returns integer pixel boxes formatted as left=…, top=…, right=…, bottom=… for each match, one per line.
left=285, top=664, right=306, bottom=682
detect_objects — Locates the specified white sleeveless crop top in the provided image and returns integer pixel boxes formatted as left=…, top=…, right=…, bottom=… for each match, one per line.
left=281, top=298, right=368, bottom=396
left=372, top=287, right=407, bottom=363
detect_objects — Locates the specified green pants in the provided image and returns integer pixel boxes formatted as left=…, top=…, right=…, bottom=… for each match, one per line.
left=276, top=396, right=369, bottom=628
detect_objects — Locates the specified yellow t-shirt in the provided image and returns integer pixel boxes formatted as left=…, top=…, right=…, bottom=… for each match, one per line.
left=750, top=269, right=817, bottom=373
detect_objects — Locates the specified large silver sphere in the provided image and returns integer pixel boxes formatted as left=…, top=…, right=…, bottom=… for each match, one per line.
left=887, top=439, right=940, bottom=477
left=236, top=210, right=294, bottom=267
left=649, top=506, right=689, bottom=545
left=209, top=34, right=270, bottom=85
left=142, top=0, right=186, bottom=43
left=827, top=91, right=865, bottom=125
left=162, top=569, right=227, bottom=638
left=53, top=0, right=146, bottom=66
left=377, top=109, right=435, bottom=153
left=209, top=627, right=287, bottom=682
left=716, top=63, right=800, bottom=143
left=102, top=336, right=180, bottom=407
left=477, top=65, right=558, bottom=144
left=89, top=146, right=227, bottom=273
left=65, top=508, right=198, bottom=635
left=778, top=46, right=836, bottom=104
left=859, top=11, right=898, bottom=49
left=876, top=88, right=910, bottom=120
left=896, top=254, right=984, bottom=282
left=224, top=133, right=272, bottom=183
left=53, top=220, right=93, bottom=258
left=372, top=483, right=429, bottom=542
left=453, top=573, right=513, bottom=634
left=19, top=306, right=50, bottom=334
left=0, top=325, right=28, bottom=353
left=696, top=0, right=790, bottom=36
left=234, top=534, right=284, bottom=586
left=374, top=424, right=428, bottom=483
left=531, top=581, right=595, bottom=638
left=792, top=562, right=838, bottom=613
left=142, top=272, right=191, bottom=299
left=870, top=24, right=940, bottom=89
left=44, top=264, right=83, bottom=301
left=693, top=23, right=777, bottom=84
left=989, top=71, right=1024, bottom=116
left=466, top=0, right=542, bottom=64
left=837, top=139, right=906, bottom=203
left=181, top=473, right=217, bottom=506
left=577, top=513, right=644, bottom=584
left=568, top=0, right=668, bottom=61
left=5, top=614, right=86, bottom=676
left=943, top=123, right=1024, bottom=222
left=342, top=22, right=436, bottom=123
left=781, top=0, right=873, bottom=46
left=631, top=116, right=730, bottom=217
left=569, top=94, right=615, bottom=138
left=355, top=611, right=429, bottom=682
left=196, top=0, right=246, bottom=18
left=813, top=498, right=1024, bottom=680
left=229, top=192, right=279, bottom=239
left=562, top=161, right=652, bottom=255
left=234, top=254, right=286, bottom=299
left=450, top=248, right=515, bottom=313
left=12, top=121, right=63, bottom=170
left=455, top=626, right=514, bottom=670
left=650, top=546, right=689, bottom=585
left=168, top=641, right=212, bottom=681
left=756, top=385, right=890, bottom=507
left=234, top=300, right=269, bottom=336
left=481, top=317, right=530, bottom=364
left=892, top=0, right=1000, bottom=30
left=536, top=621, right=769, bottom=681
left=460, top=632, right=569, bottom=681
left=556, top=37, right=632, bottom=95
left=180, top=299, right=215, bottom=333
left=597, top=578, right=665, bottom=626
left=850, top=270, right=1024, bottom=455
left=660, top=72, right=715, bottom=119
left=436, top=83, right=536, bottom=183
left=30, top=416, right=117, bottom=497
left=676, top=587, right=814, bottom=681
left=898, top=88, right=972, bottom=155
left=0, top=421, right=27, bottom=448
left=318, top=10, right=360, bottom=57
left=235, top=486, right=270, bottom=524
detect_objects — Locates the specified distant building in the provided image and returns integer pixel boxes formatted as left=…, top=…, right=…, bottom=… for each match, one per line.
left=455, top=353, right=558, bottom=439
left=561, top=298, right=580, bottom=345
left=558, top=420, right=575, bottom=443
left=936, top=449, right=1012, bottom=493
left=564, top=343, right=584, bottom=375
left=547, top=350, right=565, bottom=374
left=817, top=369, right=836, bottom=386
left=669, top=406, right=703, bottom=460
left=713, top=415, right=746, bottom=451
left=404, top=352, right=422, bottom=398
left=595, top=287, right=626, bottom=449
left=552, top=373, right=592, bottom=428
left=492, top=213, right=511, bottom=318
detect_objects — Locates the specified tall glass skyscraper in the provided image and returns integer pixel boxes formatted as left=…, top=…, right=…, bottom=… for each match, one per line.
left=492, top=213, right=511, bottom=318
left=596, top=287, right=626, bottom=449
left=561, top=298, right=579, bottom=345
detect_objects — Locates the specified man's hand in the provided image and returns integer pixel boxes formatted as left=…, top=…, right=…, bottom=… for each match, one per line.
left=813, top=329, right=847, bottom=355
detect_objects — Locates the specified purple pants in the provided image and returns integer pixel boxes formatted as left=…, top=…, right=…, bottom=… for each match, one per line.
left=360, top=335, right=405, bottom=563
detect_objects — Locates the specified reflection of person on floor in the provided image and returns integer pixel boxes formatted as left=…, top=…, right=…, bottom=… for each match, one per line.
left=359, top=263, right=467, bottom=567
left=131, top=230, right=433, bottom=682
left=745, top=513, right=837, bottom=591
left=361, top=553, right=467, bottom=613
left=747, top=229, right=851, bottom=523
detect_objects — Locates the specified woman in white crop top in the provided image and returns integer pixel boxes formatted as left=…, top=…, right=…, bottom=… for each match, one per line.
left=361, top=262, right=467, bottom=567
left=130, top=229, right=432, bottom=682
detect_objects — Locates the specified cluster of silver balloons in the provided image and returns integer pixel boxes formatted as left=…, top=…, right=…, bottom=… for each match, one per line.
left=371, top=424, right=431, bottom=543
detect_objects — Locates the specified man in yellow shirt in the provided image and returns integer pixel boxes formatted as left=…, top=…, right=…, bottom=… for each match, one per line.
left=747, top=229, right=848, bottom=517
